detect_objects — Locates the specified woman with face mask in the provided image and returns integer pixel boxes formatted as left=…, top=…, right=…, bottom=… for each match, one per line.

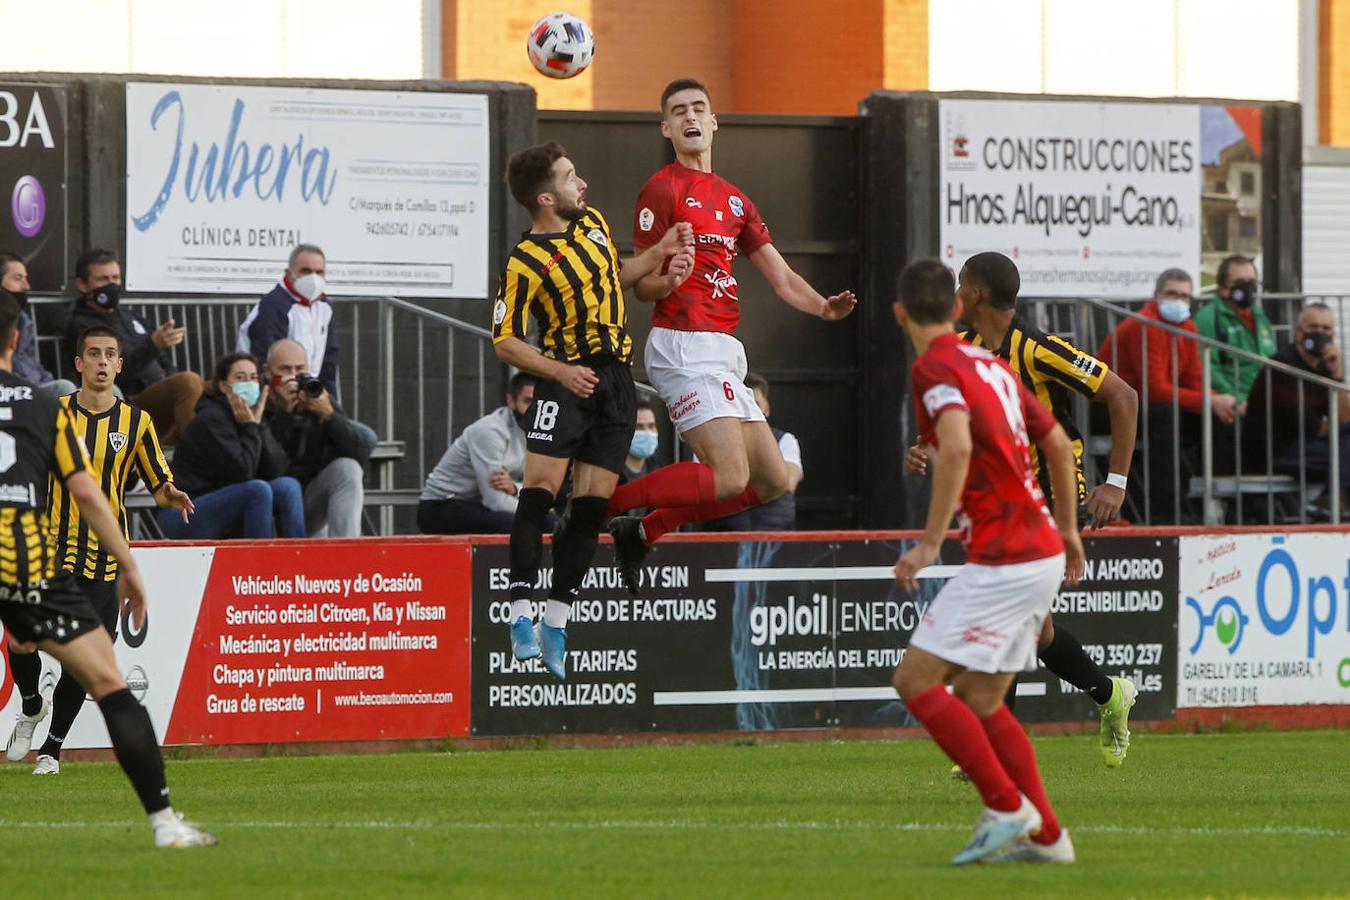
left=157, top=352, right=305, bottom=539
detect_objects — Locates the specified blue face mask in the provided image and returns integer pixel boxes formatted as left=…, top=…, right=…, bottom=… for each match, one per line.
left=629, top=429, right=658, bottom=460
left=231, top=380, right=261, bottom=406
left=1157, top=299, right=1191, bottom=324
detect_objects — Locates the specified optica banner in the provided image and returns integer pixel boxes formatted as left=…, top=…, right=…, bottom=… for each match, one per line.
left=470, top=535, right=1178, bottom=736
left=124, top=82, right=491, bottom=298
left=1178, top=533, right=1350, bottom=707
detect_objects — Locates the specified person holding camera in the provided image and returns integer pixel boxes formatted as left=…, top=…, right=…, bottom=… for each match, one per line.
left=1244, top=303, right=1350, bottom=509
left=161, top=352, right=305, bottom=539
left=262, top=338, right=368, bottom=537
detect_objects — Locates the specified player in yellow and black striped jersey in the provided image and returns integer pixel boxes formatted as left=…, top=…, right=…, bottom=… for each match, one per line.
left=905, top=252, right=1142, bottom=767
left=491, top=142, right=693, bottom=680
left=0, top=290, right=215, bottom=846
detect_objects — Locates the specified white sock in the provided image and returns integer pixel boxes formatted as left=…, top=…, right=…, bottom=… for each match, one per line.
left=543, top=599, right=571, bottom=628
left=510, top=599, right=533, bottom=622
left=149, top=807, right=178, bottom=830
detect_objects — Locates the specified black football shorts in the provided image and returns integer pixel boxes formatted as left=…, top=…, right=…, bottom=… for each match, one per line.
left=525, top=357, right=637, bottom=475
left=0, top=572, right=108, bottom=645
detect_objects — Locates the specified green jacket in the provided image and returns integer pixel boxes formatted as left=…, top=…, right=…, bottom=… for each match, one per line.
left=1192, top=297, right=1277, bottom=403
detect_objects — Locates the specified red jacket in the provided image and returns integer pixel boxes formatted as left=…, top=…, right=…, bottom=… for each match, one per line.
left=1096, top=302, right=1207, bottom=414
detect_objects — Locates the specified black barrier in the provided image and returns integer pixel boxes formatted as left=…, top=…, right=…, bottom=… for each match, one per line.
left=0, top=83, right=70, bottom=290
left=470, top=535, right=1177, bottom=736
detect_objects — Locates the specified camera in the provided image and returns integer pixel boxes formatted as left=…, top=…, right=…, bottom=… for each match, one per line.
left=294, top=373, right=325, bottom=398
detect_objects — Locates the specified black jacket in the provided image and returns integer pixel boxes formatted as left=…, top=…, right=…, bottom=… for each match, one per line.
left=64, top=300, right=176, bottom=395
left=263, top=401, right=368, bottom=485
left=171, top=390, right=289, bottom=497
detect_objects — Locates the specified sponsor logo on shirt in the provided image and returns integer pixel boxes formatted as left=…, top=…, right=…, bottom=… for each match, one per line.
left=638, top=207, right=655, bottom=231
left=685, top=197, right=703, bottom=208
left=703, top=269, right=738, bottom=299
left=728, top=195, right=744, bottom=217
left=527, top=431, right=554, bottom=442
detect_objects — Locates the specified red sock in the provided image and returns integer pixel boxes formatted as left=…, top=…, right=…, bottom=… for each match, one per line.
left=639, top=485, right=763, bottom=544
left=981, top=705, right=1061, bottom=844
left=906, top=686, right=1020, bottom=813
left=607, top=462, right=718, bottom=516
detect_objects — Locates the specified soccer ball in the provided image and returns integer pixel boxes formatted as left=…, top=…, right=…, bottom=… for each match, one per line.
left=525, top=12, right=595, bottom=79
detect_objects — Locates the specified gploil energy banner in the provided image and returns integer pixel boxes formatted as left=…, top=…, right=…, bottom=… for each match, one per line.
left=939, top=100, right=1201, bottom=297
left=124, top=83, right=491, bottom=298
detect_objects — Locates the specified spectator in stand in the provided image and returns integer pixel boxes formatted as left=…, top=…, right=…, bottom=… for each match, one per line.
left=418, top=372, right=540, bottom=534
left=704, top=373, right=801, bottom=531
left=620, top=399, right=663, bottom=490
left=237, top=243, right=377, bottom=450
left=1097, top=269, right=1240, bottom=523
left=263, top=338, right=368, bottom=537
left=1244, top=303, right=1350, bottom=511
left=63, top=248, right=203, bottom=443
left=1194, top=254, right=1276, bottom=408
left=0, top=253, right=76, bottom=400
left=161, top=352, right=304, bottom=539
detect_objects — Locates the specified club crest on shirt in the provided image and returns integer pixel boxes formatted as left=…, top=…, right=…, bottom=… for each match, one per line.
left=109, top=432, right=128, bottom=452
left=638, top=207, right=655, bottom=231
left=728, top=195, right=744, bottom=217
left=587, top=228, right=609, bottom=248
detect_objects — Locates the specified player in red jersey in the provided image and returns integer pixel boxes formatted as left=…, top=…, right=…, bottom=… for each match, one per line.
left=891, top=258, right=1084, bottom=865
left=606, top=78, right=856, bottom=589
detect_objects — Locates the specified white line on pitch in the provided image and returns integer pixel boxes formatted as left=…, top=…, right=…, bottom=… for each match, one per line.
left=703, top=565, right=962, bottom=583
left=652, top=681, right=1045, bottom=706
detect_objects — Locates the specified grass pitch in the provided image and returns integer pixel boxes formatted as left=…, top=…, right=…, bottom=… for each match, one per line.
left=1, top=731, right=1346, bottom=898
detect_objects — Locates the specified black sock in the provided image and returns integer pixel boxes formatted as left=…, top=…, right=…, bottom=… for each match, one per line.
left=9, top=649, right=43, bottom=716
left=1002, top=673, right=1018, bottom=713
left=509, top=488, right=555, bottom=602
left=1039, top=624, right=1115, bottom=705
left=37, top=668, right=89, bottom=760
left=97, top=688, right=170, bottom=814
left=549, top=496, right=607, bottom=601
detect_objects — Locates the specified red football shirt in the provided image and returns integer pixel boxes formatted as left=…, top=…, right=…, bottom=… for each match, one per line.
left=911, top=332, right=1065, bottom=565
left=632, top=162, right=773, bottom=333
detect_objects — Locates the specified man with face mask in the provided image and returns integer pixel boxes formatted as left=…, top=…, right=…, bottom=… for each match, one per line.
left=0, top=252, right=77, bottom=400
left=1193, top=255, right=1276, bottom=407
left=1096, top=269, right=1240, bottom=523
left=62, top=248, right=203, bottom=442
left=418, top=372, right=544, bottom=534
left=1244, top=303, right=1350, bottom=511
left=237, top=243, right=340, bottom=397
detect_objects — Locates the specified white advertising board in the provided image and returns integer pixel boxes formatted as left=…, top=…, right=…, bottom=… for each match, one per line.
left=1178, top=533, right=1350, bottom=707
left=125, top=83, right=490, bottom=298
left=938, top=99, right=1201, bottom=298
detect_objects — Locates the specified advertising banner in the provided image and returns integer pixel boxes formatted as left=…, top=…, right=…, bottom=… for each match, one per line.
left=470, top=535, right=1177, bottom=736
left=1178, top=533, right=1350, bottom=707
left=0, top=83, right=69, bottom=290
left=938, top=99, right=1201, bottom=297
left=125, top=82, right=491, bottom=298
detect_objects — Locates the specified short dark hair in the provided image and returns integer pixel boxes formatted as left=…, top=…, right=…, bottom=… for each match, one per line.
left=961, top=252, right=1020, bottom=309
left=661, top=78, right=711, bottom=113
left=76, top=325, right=121, bottom=356
left=635, top=397, right=657, bottom=415
left=1216, top=254, right=1256, bottom=288
left=1153, top=268, right=1193, bottom=296
left=75, top=248, right=119, bottom=283
left=506, top=142, right=567, bottom=214
left=507, top=371, right=538, bottom=398
left=213, top=351, right=259, bottom=384
left=288, top=244, right=325, bottom=270
left=0, top=252, right=22, bottom=280
left=743, top=372, right=769, bottom=397
left=0, top=289, right=19, bottom=349
left=897, top=258, right=957, bottom=325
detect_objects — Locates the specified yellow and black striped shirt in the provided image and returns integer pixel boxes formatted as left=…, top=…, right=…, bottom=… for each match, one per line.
left=491, top=207, right=631, bottom=363
left=959, top=315, right=1108, bottom=505
left=47, top=395, right=171, bottom=582
left=0, top=372, right=90, bottom=587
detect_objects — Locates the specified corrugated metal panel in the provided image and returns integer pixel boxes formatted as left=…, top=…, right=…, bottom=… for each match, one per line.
left=1302, top=160, right=1350, bottom=293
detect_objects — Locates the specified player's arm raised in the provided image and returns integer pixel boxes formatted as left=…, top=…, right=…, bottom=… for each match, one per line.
left=895, top=409, right=970, bottom=591
left=64, top=471, right=148, bottom=626
left=622, top=223, right=694, bottom=292
left=1036, top=423, right=1086, bottom=586
left=749, top=244, right=857, bottom=321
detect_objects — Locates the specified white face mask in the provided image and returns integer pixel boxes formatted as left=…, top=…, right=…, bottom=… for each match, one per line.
left=292, top=273, right=326, bottom=302
left=1157, top=298, right=1191, bottom=324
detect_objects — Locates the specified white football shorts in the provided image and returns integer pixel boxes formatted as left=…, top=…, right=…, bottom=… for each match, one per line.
left=908, top=553, right=1066, bottom=674
left=645, top=327, right=767, bottom=433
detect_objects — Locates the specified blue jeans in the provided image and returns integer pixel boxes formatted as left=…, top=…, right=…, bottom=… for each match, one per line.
left=158, top=478, right=305, bottom=539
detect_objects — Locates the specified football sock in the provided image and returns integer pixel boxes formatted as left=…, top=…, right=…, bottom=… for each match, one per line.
left=606, top=462, right=718, bottom=516
left=37, top=668, right=89, bottom=760
left=981, top=705, right=1061, bottom=845
left=640, top=485, right=763, bottom=545
left=9, top=648, right=42, bottom=716
left=509, top=599, right=534, bottom=622
left=98, top=688, right=170, bottom=814
left=906, top=685, right=1020, bottom=813
left=508, top=488, right=555, bottom=602
left=1039, top=624, right=1115, bottom=705
left=549, top=496, right=608, bottom=601
left=543, top=600, right=571, bottom=628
